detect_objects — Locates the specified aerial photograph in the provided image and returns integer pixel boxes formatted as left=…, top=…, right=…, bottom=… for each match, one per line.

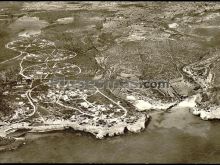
left=0, top=1, right=220, bottom=163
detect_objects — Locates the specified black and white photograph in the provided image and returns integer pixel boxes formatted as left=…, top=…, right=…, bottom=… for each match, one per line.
left=0, top=1, right=220, bottom=163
